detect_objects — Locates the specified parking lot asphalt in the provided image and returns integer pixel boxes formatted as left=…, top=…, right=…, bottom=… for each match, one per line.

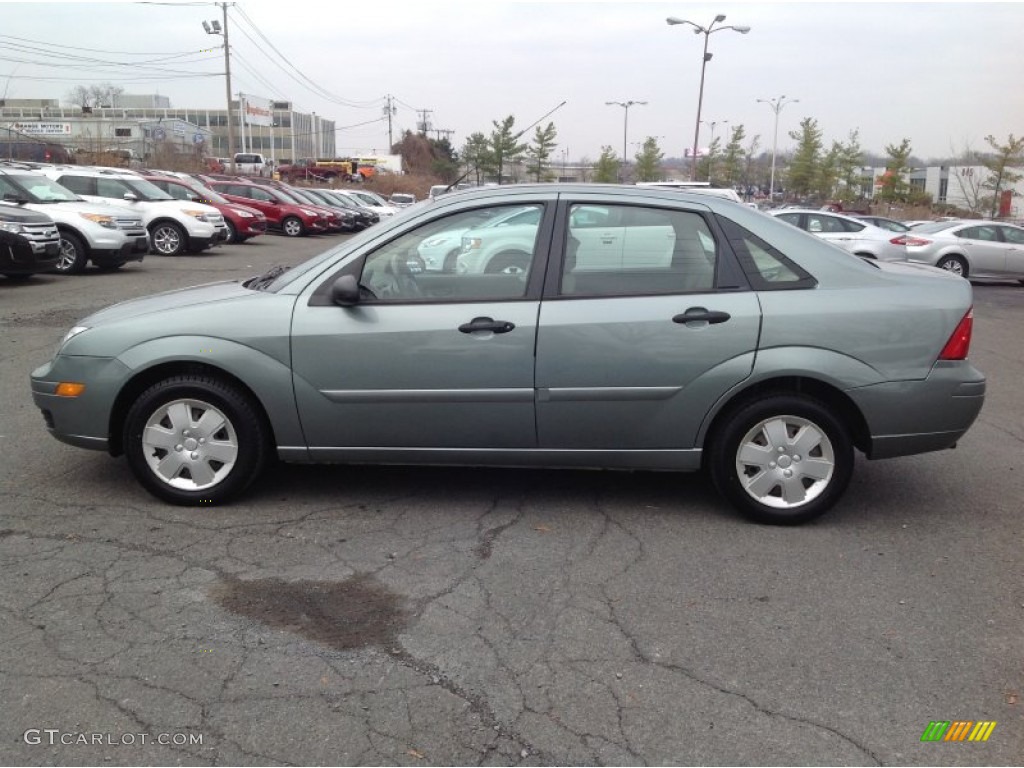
left=1, top=233, right=1022, bottom=766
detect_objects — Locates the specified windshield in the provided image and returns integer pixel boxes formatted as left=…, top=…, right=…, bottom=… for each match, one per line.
left=352, top=191, right=386, bottom=207
left=9, top=174, right=82, bottom=203
left=272, top=188, right=301, bottom=205
left=187, top=182, right=228, bottom=205
left=122, top=179, right=174, bottom=201
left=321, top=192, right=357, bottom=209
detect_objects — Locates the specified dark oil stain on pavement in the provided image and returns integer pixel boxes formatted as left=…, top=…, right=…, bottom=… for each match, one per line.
left=212, top=574, right=409, bottom=650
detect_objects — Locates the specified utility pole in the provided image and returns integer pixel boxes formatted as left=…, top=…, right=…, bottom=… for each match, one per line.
left=416, top=108, right=432, bottom=136
left=383, top=95, right=396, bottom=150
left=203, top=3, right=235, bottom=173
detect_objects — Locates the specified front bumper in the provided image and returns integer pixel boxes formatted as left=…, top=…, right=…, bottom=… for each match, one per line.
left=31, top=355, right=132, bottom=452
left=1, top=240, right=59, bottom=273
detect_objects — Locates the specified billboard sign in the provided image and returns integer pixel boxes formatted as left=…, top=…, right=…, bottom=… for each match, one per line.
left=243, top=95, right=273, bottom=127
left=8, top=122, right=72, bottom=136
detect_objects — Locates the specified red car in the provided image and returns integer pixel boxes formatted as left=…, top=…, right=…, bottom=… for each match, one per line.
left=143, top=174, right=268, bottom=244
left=203, top=178, right=329, bottom=237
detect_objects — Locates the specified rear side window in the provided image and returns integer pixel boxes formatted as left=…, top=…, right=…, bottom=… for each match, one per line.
left=57, top=175, right=93, bottom=195
left=716, top=216, right=816, bottom=290
left=560, top=204, right=718, bottom=297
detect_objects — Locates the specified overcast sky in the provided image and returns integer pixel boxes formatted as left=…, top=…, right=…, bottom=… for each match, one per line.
left=1, top=0, right=1022, bottom=162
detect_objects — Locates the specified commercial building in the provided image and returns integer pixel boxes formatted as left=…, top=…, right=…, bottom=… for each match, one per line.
left=0, top=96, right=335, bottom=163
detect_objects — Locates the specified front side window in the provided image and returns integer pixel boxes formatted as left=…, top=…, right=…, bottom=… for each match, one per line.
left=359, top=205, right=544, bottom=303
left=96, top=178, right=132, bottom=198
left=560, top=204, right=717, bottom=297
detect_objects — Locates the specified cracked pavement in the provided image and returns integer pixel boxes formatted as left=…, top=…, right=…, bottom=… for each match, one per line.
left=2, top=235, right=1022, bottom=765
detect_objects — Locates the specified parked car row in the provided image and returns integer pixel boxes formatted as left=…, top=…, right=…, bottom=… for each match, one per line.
left=0, top=161, right=399, bottom=280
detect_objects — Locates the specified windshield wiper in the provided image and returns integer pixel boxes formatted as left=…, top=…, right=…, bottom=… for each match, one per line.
left=245, top=264, right=291, bottom=291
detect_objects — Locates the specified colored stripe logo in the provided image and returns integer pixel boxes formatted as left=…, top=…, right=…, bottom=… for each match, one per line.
left=921, top=721, right=996, bottom=742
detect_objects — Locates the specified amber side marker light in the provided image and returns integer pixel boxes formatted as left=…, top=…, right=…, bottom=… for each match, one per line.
left=55, top=382, right=86, bottom=397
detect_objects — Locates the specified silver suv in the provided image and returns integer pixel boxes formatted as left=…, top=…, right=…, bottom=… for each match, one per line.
left=39, top=167, right=225, bottom=256
left=0, top=167, right=148, bottom=274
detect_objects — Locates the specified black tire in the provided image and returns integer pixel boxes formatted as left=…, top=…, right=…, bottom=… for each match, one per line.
left=224, top=220, right=239, bottom=244
left=484, top=250, right=531, bottom=275
left=150, top=221, right=188, bottom=256
left=53, top=231, right=89, bottom=274
left=282, top=216, right=305, bottom=237
left=708, top=394, right=854, bottom=525
left=442, top=248, right=461, bottom=273
left=123, top=375, right=270, bottom=506
left=936, top=254, right=968, bottom=278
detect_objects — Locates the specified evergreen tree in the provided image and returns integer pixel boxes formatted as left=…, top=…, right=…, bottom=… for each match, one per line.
left=980, top=134, right=1024, bottom=217
left=633, top=137, right=664, bottom=182
left=489, top=115, right=528, bottom=185
left=718, top=125, right=747, bottom=188
left=835, top=129, right=864, bottom=201
left=461, top=132, right=493, bottom=185
left=593, top=146, right=619, bottom=183
left=877, top=138, right=913, bottom=203
left=786, top=117, right=824, bottom=198
left=525, top=122, right=558, bottom=182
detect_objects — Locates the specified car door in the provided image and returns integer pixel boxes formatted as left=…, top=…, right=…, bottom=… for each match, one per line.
left=535, top=198, right=762, bottom=453
left=290, top=201, right=555, bottom=455
left=997, top=225, right=1024, bottom=277
left=805, top=213, right=855, bottom=252
left=956, top=224, right=1006, bottom=275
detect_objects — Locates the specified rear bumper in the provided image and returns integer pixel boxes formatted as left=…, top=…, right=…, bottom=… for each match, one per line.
left=848, top=362, right=986, bottom=459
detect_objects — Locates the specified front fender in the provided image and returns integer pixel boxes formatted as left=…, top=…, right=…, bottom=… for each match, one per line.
left=116, top=335, right=305, bottom=447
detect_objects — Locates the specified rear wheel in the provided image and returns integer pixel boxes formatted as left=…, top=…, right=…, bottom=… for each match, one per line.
left=936, top=254, right=968, bottom=277
left=282, top=216, right=305, bottom=237
left=53, top=231, right=88, bottom=274
left=709, top=394, right=854, bottom=525
left=123, top=375, right=270, bottom=505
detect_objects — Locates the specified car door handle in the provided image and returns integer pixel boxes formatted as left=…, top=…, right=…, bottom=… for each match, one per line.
left=458, top=317, right=516, bottom=334
left=673, top=308, right=731, bottom=325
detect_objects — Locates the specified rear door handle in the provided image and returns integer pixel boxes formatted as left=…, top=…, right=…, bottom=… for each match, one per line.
left=673, top=308, right=731, bottom=325
left=459, top=316, right=516, bottom=334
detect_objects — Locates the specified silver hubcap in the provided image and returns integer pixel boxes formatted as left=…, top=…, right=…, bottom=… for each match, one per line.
left=57, top=239, right=78, bottom=270
left=940, top=259, right=964, bottom=275
left=153, top=226, right=182, bottom=254
left=284, top=219, right=301, bottom=235
left=735, top=415, right=835, bottom=509
left=142, top=398, right=238, bottom=491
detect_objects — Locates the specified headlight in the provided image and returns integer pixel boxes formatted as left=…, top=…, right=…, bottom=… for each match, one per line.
left=59, top=325, right=90, bottom=351
left=462, top=237, right=482, bottom=251
left=78, top=213, right=116, bottom=229
left=0, top=221, right=25, bottom=234
left=182, top=209, right=210, bottom=222
left=236, top=210, right=254, bottom=218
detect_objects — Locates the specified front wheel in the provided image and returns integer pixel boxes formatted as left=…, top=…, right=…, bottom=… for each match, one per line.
left=54, top=231, right=88, bottom=274
left=150, top=222, right=187, bottom=256
left=282, top=216, right=305, bottom=237
left=709, top=394, right=854, bottom=525
left=936, top=254, right=968, bottom=277
left=484, top=250, right=531, bottom=275
left=123, top=375, right=270, bottom=505
left=224, top=221, right=239, bottom=244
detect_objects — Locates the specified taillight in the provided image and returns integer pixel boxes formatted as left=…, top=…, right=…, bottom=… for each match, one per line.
left=890, top=235, right=930, bottom=246
left=938, top=308, right=973, bottom=360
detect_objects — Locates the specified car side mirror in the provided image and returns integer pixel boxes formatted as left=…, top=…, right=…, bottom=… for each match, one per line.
left=123, top=192, right=138, bottom=202
left=330, top=274, right=360, bottom=307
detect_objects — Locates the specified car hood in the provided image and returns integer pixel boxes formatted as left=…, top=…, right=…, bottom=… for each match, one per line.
left=33, top=200, right=143, bottom=218
left=79, top=280, right=259, bottom=327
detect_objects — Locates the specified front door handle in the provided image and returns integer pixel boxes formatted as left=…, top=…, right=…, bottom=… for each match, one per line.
left=673, top=308, right=731, bottom=325
left=459, top=316, right=516, bottom=334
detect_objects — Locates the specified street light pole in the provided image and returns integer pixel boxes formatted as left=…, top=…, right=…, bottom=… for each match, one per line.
left=757, top=95, right=799, bottom=200
left=666, top=14, right=750, bottom=181
left=203, top=3, right=235, bottom=173
left=605, top=100, right=647, bottom=182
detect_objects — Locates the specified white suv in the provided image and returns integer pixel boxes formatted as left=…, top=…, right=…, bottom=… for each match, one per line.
left=0, top=167, right=149, bottom=274
left=40, top=167, right=225, bottom=256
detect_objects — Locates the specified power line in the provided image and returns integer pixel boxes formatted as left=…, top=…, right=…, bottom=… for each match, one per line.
left=0, top=33, right=207, bottom=57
